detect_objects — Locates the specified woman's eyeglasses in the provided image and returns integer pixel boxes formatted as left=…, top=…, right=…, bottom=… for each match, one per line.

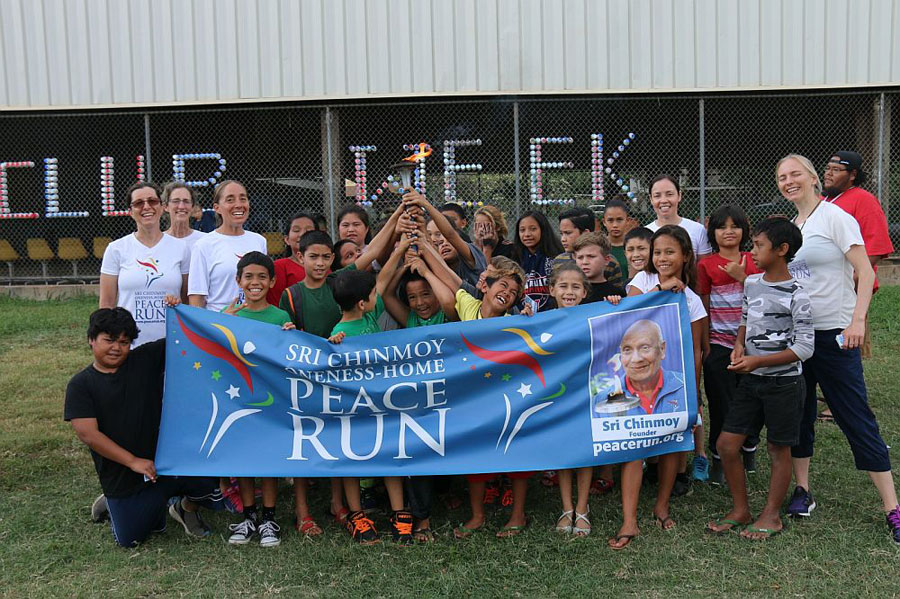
left=131, top=198, right=161, bottom=208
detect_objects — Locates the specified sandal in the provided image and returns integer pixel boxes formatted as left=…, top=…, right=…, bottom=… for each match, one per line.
left=608, top=533, right=637, bottom=550
left=590, top=477, right=614, bottom=496
left=453, top=522, right=485, bottom=539
left=496, top=521, right=528, bottom=538
left=555, top=509, right=574, bottom=533
left=741, top=524, right=783, bottom=540
left=413, top=528, right=436, bottom=543
left=573, top=509, right=591, bottom=537
left=706, top=516, right=749, bottom=535
left=330, top=507, right=350, bottom=525
left=295, top=515, right=323, bottom=536
left=653, top=513, right=676, bottom=531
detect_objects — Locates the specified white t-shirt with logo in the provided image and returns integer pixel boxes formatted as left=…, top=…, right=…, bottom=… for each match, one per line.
left=627, top=271, right=708, bottom=323
left=100, top=233, right=190, bottom=345
left=188, top=230, right=267, bottom=311
left=647, top=217, right=713, bottom=257
left=788, top=201, right=864, bottom=330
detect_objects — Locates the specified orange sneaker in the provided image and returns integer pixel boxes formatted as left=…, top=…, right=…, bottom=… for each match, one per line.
left=346, top=510, right=379, bottom=545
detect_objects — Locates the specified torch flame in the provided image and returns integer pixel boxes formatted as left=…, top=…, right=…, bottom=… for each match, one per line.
left=403, top=143, right=433, bottom=162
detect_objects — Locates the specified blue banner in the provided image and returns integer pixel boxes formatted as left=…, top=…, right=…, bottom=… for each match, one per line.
left=155, top=292, right=697, bottom=477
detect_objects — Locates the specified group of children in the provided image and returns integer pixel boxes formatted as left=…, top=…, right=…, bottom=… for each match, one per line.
left=209, top=187, right=813, bottom=549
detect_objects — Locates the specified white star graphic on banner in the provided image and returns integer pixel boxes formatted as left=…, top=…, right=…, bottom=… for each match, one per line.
left=225, top=385, right=240, bottom=400
left=517, top=382, right=532, bottom=398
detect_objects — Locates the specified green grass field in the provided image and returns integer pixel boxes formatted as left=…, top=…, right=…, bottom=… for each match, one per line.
left=2, top=290, right=900, bottom=597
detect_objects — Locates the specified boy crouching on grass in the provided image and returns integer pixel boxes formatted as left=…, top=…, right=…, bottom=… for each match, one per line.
left=706, top=217, right=814, bottom=539
left=328, top=237, right=413, bottom=545
left=222, top=251, right=296, bottom=548
left=65, top=304, right=223, bottom=548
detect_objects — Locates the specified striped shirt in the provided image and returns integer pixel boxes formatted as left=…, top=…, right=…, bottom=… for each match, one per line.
left=697, top=252, right=760, bottom=349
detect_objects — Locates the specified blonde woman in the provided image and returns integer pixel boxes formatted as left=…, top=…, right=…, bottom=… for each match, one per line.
left=776, top=154, right=900, bottom=543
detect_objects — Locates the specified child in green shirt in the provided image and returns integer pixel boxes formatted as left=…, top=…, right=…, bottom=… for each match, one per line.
left=328, top=237, right=412, bottom=544
left=221, top=251, right=293, bottom=549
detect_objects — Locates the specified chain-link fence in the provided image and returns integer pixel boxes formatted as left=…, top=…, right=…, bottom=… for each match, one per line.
left=0, top=90, right=894, bottom=283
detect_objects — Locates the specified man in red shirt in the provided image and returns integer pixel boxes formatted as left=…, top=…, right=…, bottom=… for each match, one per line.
left=822, top=151, right=894, bottom=286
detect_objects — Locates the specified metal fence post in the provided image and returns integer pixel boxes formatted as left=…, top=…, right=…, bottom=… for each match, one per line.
left=698, top=98, right=706, bottom=222
left=877, top=92, right=886, bottom=202
left=513, top=101, right=521, bottom=221
left=143, top=113, right=153, bottom=182
left=324, top=107, right=337, bottom=234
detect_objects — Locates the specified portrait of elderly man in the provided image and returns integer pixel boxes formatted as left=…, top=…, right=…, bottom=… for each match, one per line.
left=595, top=319, right=687, bottom=417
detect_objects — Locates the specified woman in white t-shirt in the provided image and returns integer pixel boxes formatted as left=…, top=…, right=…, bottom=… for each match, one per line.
left=162, top=182, right=206, bottom=256
left=608, top=225, right=708, bottom=550
left=646, top=174, right=713, bottom=259
left=777, top=154, right=899, bottom=537
left=99, top=181, right=190, bottom=345
left=188, top=180, right=267, bottom=311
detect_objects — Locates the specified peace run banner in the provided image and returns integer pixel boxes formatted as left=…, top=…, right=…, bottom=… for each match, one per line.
left=155, top=293, right=697, bottom=477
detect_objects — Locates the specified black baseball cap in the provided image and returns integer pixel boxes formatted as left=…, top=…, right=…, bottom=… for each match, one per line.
left=829, top=151, right=866, bottom=185
left=829, top=151, right=863, bottom=171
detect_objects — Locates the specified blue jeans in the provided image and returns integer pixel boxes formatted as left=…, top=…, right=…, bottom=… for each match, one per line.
left=792, top=329, right=891, bottom=472
left=106, top=477, right=221, bottom=548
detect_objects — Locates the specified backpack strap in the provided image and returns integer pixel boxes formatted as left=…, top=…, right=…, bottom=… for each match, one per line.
left=286, top=285, right=304, bottom=331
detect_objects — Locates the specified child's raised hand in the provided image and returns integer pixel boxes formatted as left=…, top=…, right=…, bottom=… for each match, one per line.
left=395, top=234, right=413, bottom=253
left=657, top=278, right=685, bottom=293
left=718, top=255, right=748, bottom=283
left=401, top=190, right=429, bottom=209
left=282, top=322, right=296, bottom=331
left=408, top=257, right=427, bottom=275
left=164, top=294, right=181, bottom=307
left=328, top=331, right=346, bottom=344
left=223, top=297, right=245, bottom=315
left=606, top=294, right=622, bottom=306
left=397, top=211, right=420, bottom=236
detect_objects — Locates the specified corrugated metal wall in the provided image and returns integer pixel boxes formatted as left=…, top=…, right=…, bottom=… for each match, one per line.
left=1, top=0, right=899, bottom=109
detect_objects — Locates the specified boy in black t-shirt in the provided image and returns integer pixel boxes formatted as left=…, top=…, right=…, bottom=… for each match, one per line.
left=573, top=232, right=626, bottom=303
left=65, top=306, right=221, bottom=547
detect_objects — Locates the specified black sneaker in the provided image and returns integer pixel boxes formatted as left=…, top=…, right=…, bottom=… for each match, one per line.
left=91, top=494, right=109, bottom=523
left=742, top=449, right=757, bottom=473
left=709, top=457, right=725, bottom=486
left=390, top=510, right=414, bottom=545
left=670, top=473, right=692, bottom=497
left=258, top=519, right=281, bottom=548
left=169, top=499, right=211, bottom=538
left=886, top=506, right=900, bottom=544
left=786, top=485, right=816, bottom=518
left=346, top=510, right=379, bottom=545
left=228, top=517, right=258, bottom=545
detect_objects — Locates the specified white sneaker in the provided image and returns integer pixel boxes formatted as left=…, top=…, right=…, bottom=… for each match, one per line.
left=91, top=494, right=109, bottom=523
left=258, top=519, right=281, bottom=547
left=228, top=517, right=257, bottom=545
